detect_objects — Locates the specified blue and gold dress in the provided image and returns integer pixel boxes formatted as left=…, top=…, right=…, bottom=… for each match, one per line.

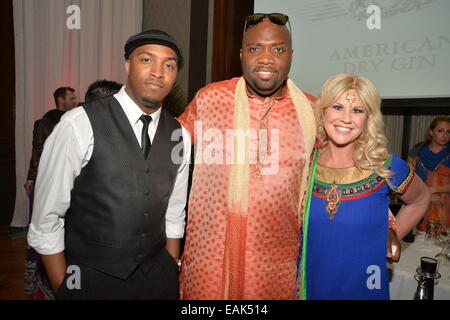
left=302, top=154, right=414, bottom=300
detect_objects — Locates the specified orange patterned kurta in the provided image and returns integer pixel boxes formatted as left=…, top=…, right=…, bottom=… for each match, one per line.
left=178, top=77, right=315, bottom=299
left=417, top=165, right=450, bottom=231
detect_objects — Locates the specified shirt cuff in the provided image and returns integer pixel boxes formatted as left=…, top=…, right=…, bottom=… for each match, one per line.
left=27, top=222, right=65, bottom=255
left=165, top=214, right=186, bottom=239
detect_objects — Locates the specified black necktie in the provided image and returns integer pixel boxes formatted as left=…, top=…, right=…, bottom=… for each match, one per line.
left=140, top=115, right=152, bottom=159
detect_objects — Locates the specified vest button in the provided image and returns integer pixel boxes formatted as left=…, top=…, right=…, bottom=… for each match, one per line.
left=145, top=191, right=150, bottom=196
left=146, top=169, right=150, bottom=174
left=144, top=212, right=149, bottom=217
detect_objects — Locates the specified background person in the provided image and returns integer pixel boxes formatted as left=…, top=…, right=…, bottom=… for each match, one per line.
left=24, top=87, right=77, bottom=196
left=408, top=116, right=450, bottom=231
left=84, top=79, right=123, bottom=103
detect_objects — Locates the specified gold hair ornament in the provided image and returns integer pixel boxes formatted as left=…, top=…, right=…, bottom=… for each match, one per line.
left=345, top=91, right=357, bottom=107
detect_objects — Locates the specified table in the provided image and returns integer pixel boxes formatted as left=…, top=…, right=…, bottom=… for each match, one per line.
left=388, top=233, right=450, bottom=300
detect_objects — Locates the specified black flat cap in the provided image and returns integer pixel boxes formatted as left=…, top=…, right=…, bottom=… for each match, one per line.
left=124, top=29, right=184, bottom=69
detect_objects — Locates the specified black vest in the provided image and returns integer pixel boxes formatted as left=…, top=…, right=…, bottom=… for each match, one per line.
left=64, top=96, right=183, bottom=279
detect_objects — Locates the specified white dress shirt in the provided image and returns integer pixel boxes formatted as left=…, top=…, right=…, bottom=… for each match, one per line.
left=27, top=86, right=191, bottom=255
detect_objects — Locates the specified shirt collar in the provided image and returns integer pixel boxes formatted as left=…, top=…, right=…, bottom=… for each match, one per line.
left=114, top=85, right=162, bottom=126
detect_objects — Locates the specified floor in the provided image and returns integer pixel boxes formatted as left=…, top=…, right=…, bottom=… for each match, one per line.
left=0, top=226, right=32, bottom=300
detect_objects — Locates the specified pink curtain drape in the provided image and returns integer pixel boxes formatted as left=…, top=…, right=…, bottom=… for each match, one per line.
left=11, top=0, right=143, bottom=227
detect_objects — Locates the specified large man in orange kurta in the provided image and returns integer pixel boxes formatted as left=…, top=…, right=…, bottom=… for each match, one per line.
left=178, top=16, right=316, bottom=299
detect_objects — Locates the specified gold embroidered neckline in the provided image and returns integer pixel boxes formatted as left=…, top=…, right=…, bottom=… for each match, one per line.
left=315, top=164, right=373, bottom=185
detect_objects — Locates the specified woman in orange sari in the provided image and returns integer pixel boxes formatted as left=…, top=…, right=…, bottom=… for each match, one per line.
left=408, top=116, right=450, bottom=231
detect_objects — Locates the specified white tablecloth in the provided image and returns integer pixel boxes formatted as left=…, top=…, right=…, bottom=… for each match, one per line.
left=388, top=233, right=450, bottom=300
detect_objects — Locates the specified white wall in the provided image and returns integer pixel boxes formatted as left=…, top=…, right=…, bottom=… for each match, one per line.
left=255, top=0, right=450, bottom=99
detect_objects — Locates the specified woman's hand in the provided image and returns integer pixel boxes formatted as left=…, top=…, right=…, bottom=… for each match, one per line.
left=387, top=229, right=401, bottom=263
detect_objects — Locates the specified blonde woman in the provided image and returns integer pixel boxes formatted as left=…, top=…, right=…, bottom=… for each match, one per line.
left=299, top=73, right=430, bottom=300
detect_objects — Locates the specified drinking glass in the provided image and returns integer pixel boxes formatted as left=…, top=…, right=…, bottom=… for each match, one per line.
left=435, top=227, right=450, bottom=265
left=425, top=220, right=440, bottom=243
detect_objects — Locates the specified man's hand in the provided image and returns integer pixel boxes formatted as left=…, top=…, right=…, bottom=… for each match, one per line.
left=387, top=228, right=401, bottom=263
left=24, top=181, right=34, bottom=197
left=166, top=238, right=180, bottom=260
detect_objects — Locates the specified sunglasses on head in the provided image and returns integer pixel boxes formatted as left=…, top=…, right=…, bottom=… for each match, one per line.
left=243, top=13, right=291, bottom=34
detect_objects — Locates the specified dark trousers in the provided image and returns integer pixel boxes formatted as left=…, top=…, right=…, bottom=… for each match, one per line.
left=54, top=250, right=179, bottom=300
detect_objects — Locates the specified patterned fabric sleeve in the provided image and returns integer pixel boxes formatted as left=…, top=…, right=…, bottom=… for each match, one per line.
left=387, top=154, right=415, bottom=195
left=177, top=92, right=200, bottom=143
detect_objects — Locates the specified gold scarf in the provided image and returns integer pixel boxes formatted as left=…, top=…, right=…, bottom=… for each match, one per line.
left=223, top=77, right=316, bottom=299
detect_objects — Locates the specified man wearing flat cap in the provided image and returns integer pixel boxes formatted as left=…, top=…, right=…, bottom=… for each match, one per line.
left=28, top=30, right=191, bottom=299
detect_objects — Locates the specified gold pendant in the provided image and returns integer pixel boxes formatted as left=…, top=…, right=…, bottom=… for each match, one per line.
left=251, top=164, right=262, bottom=180
left=325, top=182, right=342, bottom=220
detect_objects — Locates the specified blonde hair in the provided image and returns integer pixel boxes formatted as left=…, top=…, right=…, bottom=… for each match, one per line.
left=315, top=73, right=393, bottom=178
